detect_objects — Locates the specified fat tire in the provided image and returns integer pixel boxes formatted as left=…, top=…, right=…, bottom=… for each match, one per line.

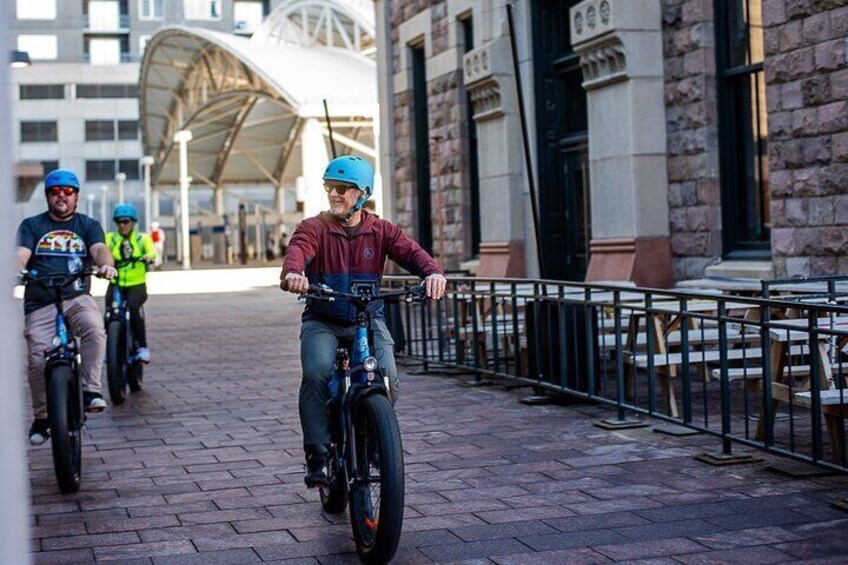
left=128, top=362, right=143, bottom=392
left=348, top=394, right=404, bottom=564
left=106, top=320, right=126, bottom=405
left=320, top=445, right=347, bottom=514
left=47, top=364, right=82, bottom=494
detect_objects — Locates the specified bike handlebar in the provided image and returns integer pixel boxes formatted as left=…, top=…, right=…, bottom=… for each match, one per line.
left=114, top=256, right=150, bottom=269
left=296, top=283, right=427, bottom=304
left=20, top=268, right=98, bottom=290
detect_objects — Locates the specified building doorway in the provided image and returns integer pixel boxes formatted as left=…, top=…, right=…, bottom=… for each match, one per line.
left=531, top=0, right=590, bottom=280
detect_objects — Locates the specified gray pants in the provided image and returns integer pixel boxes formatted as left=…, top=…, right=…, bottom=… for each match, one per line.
left=24, top=295, right=105, bottom=419
left=299, top=318, right=397, bottom=450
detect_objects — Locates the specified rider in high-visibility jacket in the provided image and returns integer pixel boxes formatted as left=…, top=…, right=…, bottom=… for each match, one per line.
left=105, top=203, right=156, bottom=363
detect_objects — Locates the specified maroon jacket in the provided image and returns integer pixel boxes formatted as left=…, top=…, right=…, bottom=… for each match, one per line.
left=283, top=211, right=442, bottom=324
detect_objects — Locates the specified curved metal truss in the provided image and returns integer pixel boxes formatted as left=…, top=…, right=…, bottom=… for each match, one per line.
left=142, top=30, right=296, bottom=187
left=252, top=0, right=376, bottom=56
left=140, top=26, right=376, bottom=189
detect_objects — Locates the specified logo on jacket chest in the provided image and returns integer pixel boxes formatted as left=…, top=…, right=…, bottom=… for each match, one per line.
left=363, top=247, right=375, bottom=261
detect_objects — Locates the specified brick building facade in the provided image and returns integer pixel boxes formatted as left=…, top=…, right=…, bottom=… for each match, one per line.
left=375, top=0, right=848, bottom=283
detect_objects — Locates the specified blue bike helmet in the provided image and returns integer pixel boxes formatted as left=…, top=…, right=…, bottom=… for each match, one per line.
left=113, top=203, right=138, bottom=222
left=44, top=169, right=81, bottom=192
left=322, top=155, right=374, bottom=221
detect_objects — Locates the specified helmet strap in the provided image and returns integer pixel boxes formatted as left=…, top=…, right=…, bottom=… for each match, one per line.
left=341, top=204, right=362, bottom=224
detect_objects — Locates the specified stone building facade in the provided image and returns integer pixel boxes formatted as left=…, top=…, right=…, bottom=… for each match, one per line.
left=375, top=0, right=848, bottom=284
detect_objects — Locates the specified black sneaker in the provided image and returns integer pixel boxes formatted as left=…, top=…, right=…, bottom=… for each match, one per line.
left=29, top=419, right=50, bottom=446
left=304, top=449, right=328, bottom=487
left=83, top=391, right=107, bottom=413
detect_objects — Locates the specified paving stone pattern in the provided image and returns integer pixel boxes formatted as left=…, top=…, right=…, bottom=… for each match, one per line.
left=28, top=289, right=848, bottom=563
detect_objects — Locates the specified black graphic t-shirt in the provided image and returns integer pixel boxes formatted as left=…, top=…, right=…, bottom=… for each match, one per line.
left=16, top=212, right=105, bottom=315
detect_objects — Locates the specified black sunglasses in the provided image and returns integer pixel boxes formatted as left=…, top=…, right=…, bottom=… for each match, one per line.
left=324, top=183, right=358, bottom=196
left=115, top=219, right=133, bottom=225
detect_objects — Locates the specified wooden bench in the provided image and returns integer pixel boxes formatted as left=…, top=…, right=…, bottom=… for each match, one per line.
left=755, top=317, right=848, bottom=449
left=709, top=363, right=846, bottom=382
left=627, top=344, right=808, bottom=370
left=795, top=389, right=848, bottom=462
left=600, top=327, right=752, bottom=351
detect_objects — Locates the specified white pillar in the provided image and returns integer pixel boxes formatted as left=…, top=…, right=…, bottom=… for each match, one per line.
left=1, top=2, right=34, bottom=559
left=213, top=186, right=224, bottom=216
left=301, top=118, right=330, bottom=218
left=151, top=186, right=160, bottom=219
left=115, top=171, right=126, bottom=203
left=371, top=102, right=384, bottom=217
left=174, top=130, right=193, bottom=270
left=571, top=0, right=672, bottom=287
left=255, top=205, right=263, bottom=262
left=274, top=185, right=285, bottom=215
left=374, top=0, right=396, bottom=222
left=141, top=156, right=154, bottom=232
left=86, top=193, right=95, bottom=217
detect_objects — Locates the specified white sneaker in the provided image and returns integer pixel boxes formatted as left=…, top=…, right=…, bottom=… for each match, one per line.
left=136, top=347, right=151, bottom=363
left=29, top=419, right=50, bottom=446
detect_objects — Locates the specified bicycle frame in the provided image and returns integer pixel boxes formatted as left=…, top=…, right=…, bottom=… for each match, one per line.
left=45, top=292, right=81, bottom=382
left=301, top=284, right=424, bottom=487
left=106, top=257, right=145, bottom=362
left=24, top=272, right=89, bottom=430
left=334, top=307, right=391, bottom=487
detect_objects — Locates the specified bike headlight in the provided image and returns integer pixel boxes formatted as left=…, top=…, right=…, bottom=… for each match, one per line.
left=363, top=356, right=378, bottom=372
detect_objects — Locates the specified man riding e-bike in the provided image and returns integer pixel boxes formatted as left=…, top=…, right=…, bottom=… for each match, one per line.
left=280, top=155, right=447, bottom=486
left=16, top=169, right=117, bottom=445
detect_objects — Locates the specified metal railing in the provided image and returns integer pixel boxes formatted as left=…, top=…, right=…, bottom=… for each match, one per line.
left=83, top=14, right=130, bottom=30
left=385, top=275, right=848, bottom=472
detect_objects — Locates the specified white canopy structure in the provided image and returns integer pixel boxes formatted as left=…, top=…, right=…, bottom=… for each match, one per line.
left=139, top=0, right=378, bottom=223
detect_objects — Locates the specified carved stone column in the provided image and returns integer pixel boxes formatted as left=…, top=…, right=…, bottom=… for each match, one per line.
left=463, top=37, right=526, bottom=277
left=571, top=0, right=672, bottom=287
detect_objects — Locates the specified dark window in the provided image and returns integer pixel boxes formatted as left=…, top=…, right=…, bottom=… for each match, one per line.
left=411, top=45, right=432, bottom=254
left=86, top=160, right=116, bottom=181
left=461, top=16, right=481, bottom=257
left=118, top=159, right=140, bottom=180
left=41, top=161, right=59, bottom=175
left=85, top=120, right=115, bottom=141
left=20, top=121, right=58, bottom=142
left=118, top=120, right=138, bottom=140
left=20, top=84, right=64, bottom=100
left=716, top=0, right=769, bottom=256
left=76, top=84, right=138, bottom=99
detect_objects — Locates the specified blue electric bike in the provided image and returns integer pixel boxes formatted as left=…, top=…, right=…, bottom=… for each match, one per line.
left=104, top=257, right=146, bottom=404
left=295, top=283, right=425, bottom=564
left=21, top=268, right=96, bottom=493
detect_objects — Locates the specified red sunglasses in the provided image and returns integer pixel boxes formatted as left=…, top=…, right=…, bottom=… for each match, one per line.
left=49, top=186, right=77, bottom=197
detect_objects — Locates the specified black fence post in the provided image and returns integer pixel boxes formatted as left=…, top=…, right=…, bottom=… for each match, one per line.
left=597, top=289, right=647, bottom=429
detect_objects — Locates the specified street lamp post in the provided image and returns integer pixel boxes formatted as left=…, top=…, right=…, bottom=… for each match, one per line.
left=100, top=184, right=109, bottom=227
left=115, top=171, right=126, bottom=203
left=173, top=130, right=193, bottom=269
left=141, top=156, right=154, bottom=232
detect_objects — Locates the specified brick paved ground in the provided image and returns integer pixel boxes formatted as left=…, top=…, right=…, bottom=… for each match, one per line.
left=27, top=288, right=848, bottom=564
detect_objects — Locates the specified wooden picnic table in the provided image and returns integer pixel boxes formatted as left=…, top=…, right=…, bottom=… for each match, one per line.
left=756, top=316, right=848, bottom=460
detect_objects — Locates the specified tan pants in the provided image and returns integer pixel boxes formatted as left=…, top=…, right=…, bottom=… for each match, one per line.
left=24, top=294, right=105, bottom=419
